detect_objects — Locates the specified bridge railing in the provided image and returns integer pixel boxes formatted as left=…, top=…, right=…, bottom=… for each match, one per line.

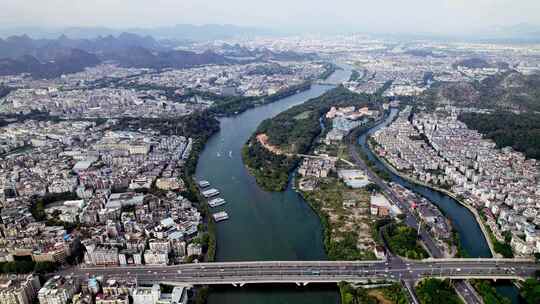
left=186, top=260, right=388, bottom=268
left=422, top=257, right=536, bottom=263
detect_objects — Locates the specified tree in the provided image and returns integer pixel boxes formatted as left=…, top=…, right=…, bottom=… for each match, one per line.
left=384, top=223, right=428, bottom=259
left=416, top=279, right=461, bottom=304
left=338, top=282, right=376, bottom=304
left=365, top=183, right=381, bottom=193
left=471, top=280, right=511, bottom=304
left=34, top=262, right=59, bottom=274
left=521, top=279, right=540, bottom=304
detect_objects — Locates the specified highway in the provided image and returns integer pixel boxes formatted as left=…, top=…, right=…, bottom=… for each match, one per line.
left=70, top=258, right=539, bottom=286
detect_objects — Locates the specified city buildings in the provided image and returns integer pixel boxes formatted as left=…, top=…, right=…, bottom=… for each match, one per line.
left=0, top=119, right=201, bottom=266
left=0, top=274, right=41, bottom=304
left=372, top=106, right=540, bottom=256
left=38, top=276, right=80, bottom=304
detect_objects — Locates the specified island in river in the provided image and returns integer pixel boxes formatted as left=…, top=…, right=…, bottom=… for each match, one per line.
left=242, top=85, right=378, bottom=191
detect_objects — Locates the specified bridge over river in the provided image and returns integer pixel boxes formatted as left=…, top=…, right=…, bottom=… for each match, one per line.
left=74, top=258, right=538, bottom=287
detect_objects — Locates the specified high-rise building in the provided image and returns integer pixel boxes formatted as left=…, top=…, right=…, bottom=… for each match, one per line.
left=0, top=274, right=41, bottom=304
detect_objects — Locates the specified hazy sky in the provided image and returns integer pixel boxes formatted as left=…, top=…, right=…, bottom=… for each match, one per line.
left=2, top=0, right=539, bottom=34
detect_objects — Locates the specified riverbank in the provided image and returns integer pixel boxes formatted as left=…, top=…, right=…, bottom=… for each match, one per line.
left=366, top=139, right=497, bottom=257
left=181, top=121, right=220, bottom=263
left=205, top=62, right=337, bottom=117
left=208, top=81, right=313, bottom=116
left=319, top=62, right=339, bottom=80
left=470, top=280, right=514, bottom=304
left=339, top=281, right=409, bottom=304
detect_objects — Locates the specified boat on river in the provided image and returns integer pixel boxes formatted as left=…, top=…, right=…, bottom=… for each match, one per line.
left=202, top=188, right=220, bottom=198
left=208, top=197, right=227, bottom=208
left=212, top=211, right=229, bottom=222
left=198, top=180, right=210, bottom=188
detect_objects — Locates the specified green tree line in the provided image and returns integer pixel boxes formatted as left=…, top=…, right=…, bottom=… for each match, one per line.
left=0, top=261, right=58, bottom=274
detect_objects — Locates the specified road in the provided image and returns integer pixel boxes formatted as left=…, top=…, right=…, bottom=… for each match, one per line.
left=454, top=280, right=483, bottom=304
left=68, top=258, right=538, bottom=286
left=348, top=135, right=443, bottom=258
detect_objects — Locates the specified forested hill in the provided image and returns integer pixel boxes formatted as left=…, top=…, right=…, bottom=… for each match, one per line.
left=458, top=111, right=540, bottom=160
left=422, top=71, right=540, bottom=112
left=242, top=86, right=377, bottom=191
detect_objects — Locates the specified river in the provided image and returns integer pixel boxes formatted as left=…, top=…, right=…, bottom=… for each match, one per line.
left=195, top=68, right=351, bottom=303
left=194, top=65, right=522, bottom=303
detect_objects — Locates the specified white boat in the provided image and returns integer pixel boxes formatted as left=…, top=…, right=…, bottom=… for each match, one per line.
left=213, top=211, right=229, bottom=222
left=202, top=188, right=220, bottom=198
left=198, top=180, right=210, bottom=188
left=208, top=198, right=227, bottom=208
left=229, top=151, right=232, bottom=157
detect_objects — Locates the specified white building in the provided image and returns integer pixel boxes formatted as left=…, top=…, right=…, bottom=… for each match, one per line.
left=187, top=243, right=202, bottom=257
left=38, top=276, right=79, bottom=304
left=132, top=284, right=188, bottom=304
left=132, top=285, right=160, bottom=304
left=144, top=251, right=169, bottom=265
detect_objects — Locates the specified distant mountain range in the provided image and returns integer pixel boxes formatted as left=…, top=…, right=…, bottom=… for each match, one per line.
left=0, top=33, right=230, bottom=78
left=0, top=32, right=316, bottom=79
left=0, top=24, right=278, bottom=41
left=0, top=32, right=163, bottom=60
left=0, top=50, right=101, bottom=79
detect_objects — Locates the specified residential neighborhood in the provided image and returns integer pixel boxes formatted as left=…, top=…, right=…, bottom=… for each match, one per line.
left=373, top=106, right=540, bottom=256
